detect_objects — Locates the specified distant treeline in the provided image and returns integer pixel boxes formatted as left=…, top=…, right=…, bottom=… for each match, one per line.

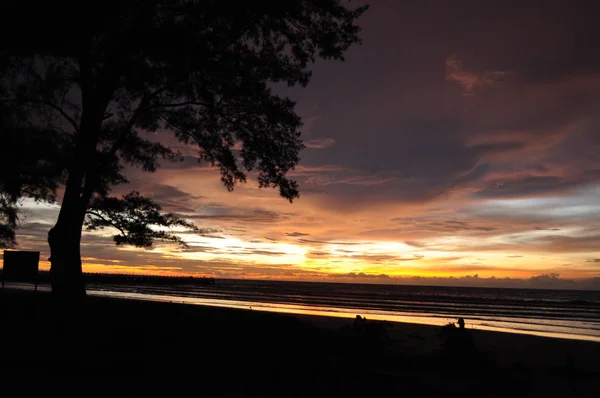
left=35, top=271, right=216, bottom=286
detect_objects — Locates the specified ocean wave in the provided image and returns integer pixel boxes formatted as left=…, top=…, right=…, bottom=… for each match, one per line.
left=87, top=280, right=600, bottom=341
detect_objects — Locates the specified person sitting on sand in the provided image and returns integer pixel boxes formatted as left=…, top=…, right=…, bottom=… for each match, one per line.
left=439, top=317, right=474, bottom=359
left=354, top=315, right=367, bottom=333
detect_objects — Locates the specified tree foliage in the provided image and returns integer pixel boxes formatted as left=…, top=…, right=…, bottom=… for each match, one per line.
left=0, top=1, right=368, bottom=277
left=0, top=103, right=63, bottom=247
left=0, top=198, right=17, bottom=248
left=86, top=191, right=210, bottom=247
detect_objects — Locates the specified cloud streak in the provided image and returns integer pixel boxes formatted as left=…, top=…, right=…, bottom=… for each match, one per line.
left=304, top=138, right=336, bottom=149
left=445, top=55, right=508, bottom=95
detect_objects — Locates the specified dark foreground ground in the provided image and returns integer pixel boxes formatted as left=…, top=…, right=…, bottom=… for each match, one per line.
left=1, top=289, right=599, bottom=397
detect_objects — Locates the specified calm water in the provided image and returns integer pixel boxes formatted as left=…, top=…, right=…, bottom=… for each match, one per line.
left=83, top=279, right=600, bottom=342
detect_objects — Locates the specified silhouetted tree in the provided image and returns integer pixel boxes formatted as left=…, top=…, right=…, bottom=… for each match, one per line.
left=85, top=192, right=203, bottom=247
left=0, top=102, right=62, bottom=247
left=0, top=1, right=368, bottom=297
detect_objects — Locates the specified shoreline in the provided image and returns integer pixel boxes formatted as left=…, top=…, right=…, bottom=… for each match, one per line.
left=89, top=289, right=600, bottom=372
left=6, top=282, right=600, bottom=343
left=89, top=287, right=600, bottom=343
left=1, top=289, right=600, bottom=396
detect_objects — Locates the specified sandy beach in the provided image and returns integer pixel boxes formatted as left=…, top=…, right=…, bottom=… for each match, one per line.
left=1, top=289, right=598, bottom=397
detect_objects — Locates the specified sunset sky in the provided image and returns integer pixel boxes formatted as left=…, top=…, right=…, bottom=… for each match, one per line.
left=9, top=0, right=600, bottom=289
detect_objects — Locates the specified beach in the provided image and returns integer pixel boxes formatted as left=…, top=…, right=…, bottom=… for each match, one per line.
left=1, top=289, right=599, bottom=397
left=85, top=278, right=600, bottom=343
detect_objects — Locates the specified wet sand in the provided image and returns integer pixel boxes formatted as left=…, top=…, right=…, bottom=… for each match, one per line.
left=300, top=313, right=600, bottom=371
left=1, top=289, right=598, bottom=397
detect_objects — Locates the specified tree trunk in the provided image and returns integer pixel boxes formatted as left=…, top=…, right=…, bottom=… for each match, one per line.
left=47, top=145, right=94, bottom=299
left=48, top=194, right=87, bottom=299
left=47, top=52, right=115, bottom=299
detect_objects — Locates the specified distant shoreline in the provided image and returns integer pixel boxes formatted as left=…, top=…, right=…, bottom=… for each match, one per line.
left=2, top=265, right=600, bottom=290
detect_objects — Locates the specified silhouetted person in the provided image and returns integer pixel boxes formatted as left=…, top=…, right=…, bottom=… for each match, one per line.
left=354, top=315, right=366, bottom=333
left=440, top=318, right=474, bottom=363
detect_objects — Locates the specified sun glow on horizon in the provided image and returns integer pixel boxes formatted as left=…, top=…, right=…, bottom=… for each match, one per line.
left=7, top=188, right=600, bottom=287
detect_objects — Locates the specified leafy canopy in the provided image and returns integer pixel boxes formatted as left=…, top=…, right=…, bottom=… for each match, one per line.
left=0, top=1, right=368, bottom=246
left=0, top=103, right=63, bottom=247
left=86, top=192, right=216, bottom=247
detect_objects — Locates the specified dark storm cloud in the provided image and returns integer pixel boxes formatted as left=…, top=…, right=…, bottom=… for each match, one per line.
left=423, top=0, right=600, bottom=83
left=473, top=174, right=597, bottom=199
left=99, top=0, right=600, bottom=215
left=295, top=115, right=531, bottom=209
left=454, top=164, right=492, bottom=186
left=474, top=176, right=565, bottom=198
left=277, top=0, right=600, bottom=210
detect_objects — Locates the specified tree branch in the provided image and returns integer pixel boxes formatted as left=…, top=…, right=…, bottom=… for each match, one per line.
left=39, top=100, right=80, bottom=134
left=86, top=210, right=128, bottom=237
left=107, top=86, right=169, bottom=157
left=158, top=114, right=197, bottom=143
left=142, top=100, right=211, bottom=112
left=288, top=20, right=308, bottom=35
left=1, top=98, right=80, bottom=134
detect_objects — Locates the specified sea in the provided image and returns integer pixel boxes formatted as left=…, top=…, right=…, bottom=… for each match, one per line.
left=9, top=279, right=600, bottom=342
left=85, top=279, right=600, bottom=343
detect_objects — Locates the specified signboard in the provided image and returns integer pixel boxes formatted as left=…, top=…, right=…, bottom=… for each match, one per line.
left=1, top=250, right=40, bottom=289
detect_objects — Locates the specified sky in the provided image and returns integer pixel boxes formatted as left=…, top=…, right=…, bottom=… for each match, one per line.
left=9, top=0, right=600, bottom=289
